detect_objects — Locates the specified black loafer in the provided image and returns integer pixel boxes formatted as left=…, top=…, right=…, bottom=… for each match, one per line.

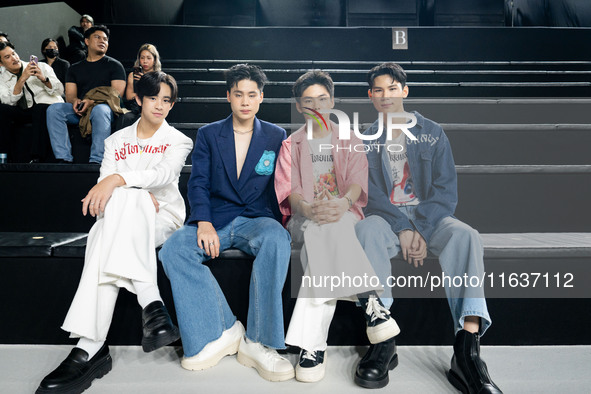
left=36, top=344, right=112, bottom=394
left=354, top=336, right=398, bottom=389
left=141, top=300, right=180, bottom=352
left=447, top=330, right=503, bottom=394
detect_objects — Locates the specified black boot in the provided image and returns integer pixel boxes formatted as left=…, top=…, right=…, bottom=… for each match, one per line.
left=354, top=336, right=398, bottom=389
left=36, top=344, right=112, bottom=393
left=358, top=291, right=400, bottom=344
left=141, top=300, right=180, bottom=352
left=447, top=330, right=503, bottom=394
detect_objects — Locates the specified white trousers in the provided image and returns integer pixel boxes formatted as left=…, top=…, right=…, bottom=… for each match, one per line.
left=285, top=297, right=337, bottom=351
left=62, top=188, right=176, bottom=341
left=286, top=212, right=381, bottom=351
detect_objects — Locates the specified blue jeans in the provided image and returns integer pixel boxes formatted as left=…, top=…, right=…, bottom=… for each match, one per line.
left=159, top=216, right=292, bottom=357
left=46, top=102, right=113, bottom=163
left=355, top=207, right=492, bottom=335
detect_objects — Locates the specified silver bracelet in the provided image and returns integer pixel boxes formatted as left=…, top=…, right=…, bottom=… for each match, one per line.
left=345, top=195, right=353, bottom=208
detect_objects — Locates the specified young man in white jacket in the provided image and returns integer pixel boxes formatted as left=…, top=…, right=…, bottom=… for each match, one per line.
left=37, top=71, right=194, bottom=394
left=0, top=41, right=63, bottom=162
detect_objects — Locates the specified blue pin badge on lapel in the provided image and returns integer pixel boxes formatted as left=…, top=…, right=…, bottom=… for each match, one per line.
left=255, top=150, right=275, bottom=175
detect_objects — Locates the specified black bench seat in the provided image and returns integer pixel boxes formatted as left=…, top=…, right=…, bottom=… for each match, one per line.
left=3, top=231, right=591, bottom=260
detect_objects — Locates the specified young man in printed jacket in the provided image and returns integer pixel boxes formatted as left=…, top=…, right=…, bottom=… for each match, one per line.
left=354, top=62, right=503, bottom=393
left=159, top=64, right=294, bottom=382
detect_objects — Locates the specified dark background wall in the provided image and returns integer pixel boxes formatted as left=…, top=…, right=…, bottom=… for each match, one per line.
left=506, top=0, right=591, bottom=26
left=2, top=0, right=590, bottom=27
left=104, top=25, right=591, bottom=64
left=0, top=0, right=184, bottom=25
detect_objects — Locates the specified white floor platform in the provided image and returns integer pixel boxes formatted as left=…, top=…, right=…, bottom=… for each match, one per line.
left=2, top=345, right=590, bottom=393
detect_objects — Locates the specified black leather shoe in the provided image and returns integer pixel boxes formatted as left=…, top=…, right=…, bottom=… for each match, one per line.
left=447, top=330, right=503, bottom=394
left=354, top=336, right=398, bottom=389
left=36, top=344, right=112, bottom=393
left=141, top=300, right=180, bottom=352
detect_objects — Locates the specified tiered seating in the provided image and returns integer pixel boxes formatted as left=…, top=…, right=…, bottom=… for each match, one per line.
left=166, top=60, right=591, bottom=99
left=1, top=26, right=590, bottom=347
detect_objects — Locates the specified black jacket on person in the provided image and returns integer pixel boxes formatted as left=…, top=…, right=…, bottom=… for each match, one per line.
left=67, top=26, right=85, bottom=51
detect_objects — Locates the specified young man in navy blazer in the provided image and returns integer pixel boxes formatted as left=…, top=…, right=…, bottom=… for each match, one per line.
left=160, top=64, right=294, bottom=381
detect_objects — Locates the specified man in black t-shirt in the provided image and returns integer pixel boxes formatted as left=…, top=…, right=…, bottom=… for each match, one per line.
left=46, top=25, right=125, bottom=163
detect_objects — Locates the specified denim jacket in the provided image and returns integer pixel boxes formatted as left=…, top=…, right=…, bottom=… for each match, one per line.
left=363, top=111, right=457, bottom=243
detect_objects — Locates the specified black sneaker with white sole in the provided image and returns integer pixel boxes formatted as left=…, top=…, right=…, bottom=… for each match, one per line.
left=358, top=292, right=401, bottom=344
left=295, top=349, right=326, bottom=383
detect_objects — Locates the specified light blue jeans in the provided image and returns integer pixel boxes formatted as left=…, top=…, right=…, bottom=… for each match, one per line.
left=159, top=216, right=292, bottom=357
left=46, top=102, right=113, bottom=163
left=355, top=206, right=492, bottom=335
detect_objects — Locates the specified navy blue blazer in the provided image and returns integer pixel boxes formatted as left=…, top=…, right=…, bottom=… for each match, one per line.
left=187, top=115, right=287, bottom=229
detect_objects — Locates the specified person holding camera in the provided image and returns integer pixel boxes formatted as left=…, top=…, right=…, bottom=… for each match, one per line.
left=0, top=41, right=63, bottom=162
left=116, top=43, right=161, bottom=131
left=46, top=25, right=125, bottom=164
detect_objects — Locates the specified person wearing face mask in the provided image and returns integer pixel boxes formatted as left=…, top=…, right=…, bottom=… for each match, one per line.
left=46, top=25, right=126, bottom=164
left=40, top=38, right=70, bottom=86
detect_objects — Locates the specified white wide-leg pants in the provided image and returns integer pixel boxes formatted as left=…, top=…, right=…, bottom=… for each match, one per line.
left=286, top=212, right=381, bottom=351
left=62, top=188, right=176, bottom=341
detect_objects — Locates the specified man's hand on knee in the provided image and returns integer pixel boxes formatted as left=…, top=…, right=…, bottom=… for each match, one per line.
left=197, top=221, right=220, bottom=258
left=81, top=174, right=125, bottom=217
left=408, top=231, right=427, bottom=267
left=398, top=230, right=414, bottom=263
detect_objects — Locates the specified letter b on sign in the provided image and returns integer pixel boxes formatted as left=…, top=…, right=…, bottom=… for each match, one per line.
left=392, top=28, right=408, bottom=50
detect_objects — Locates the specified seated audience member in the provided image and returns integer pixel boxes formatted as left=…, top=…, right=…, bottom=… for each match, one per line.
left=65, top=14, right=93, bottom=64
left=117, top=43, right=161, bottom=130
left=159, top=64, right=294, bottom=382
left=275, top=70, right=399, bottom=383
left=0, top=31, right=8, bottom=74
left=355, top=62, right=503, bottom=392
left=37, top=71, right=193, bottom=394
left=40, top=38, right=70, bottom=86
left=0, top=41, right=63, bottom=162
left=46, top=25, right=126, bottom=164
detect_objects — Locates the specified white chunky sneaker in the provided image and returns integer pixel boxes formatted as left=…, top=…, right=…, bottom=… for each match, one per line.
left=181, top=320, right=245, bottom=371
left=295, top=349, right=326, bottom=383
left=237, top=337, right=295, bottom=381
left=361, top=294, right=400, bottom=344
